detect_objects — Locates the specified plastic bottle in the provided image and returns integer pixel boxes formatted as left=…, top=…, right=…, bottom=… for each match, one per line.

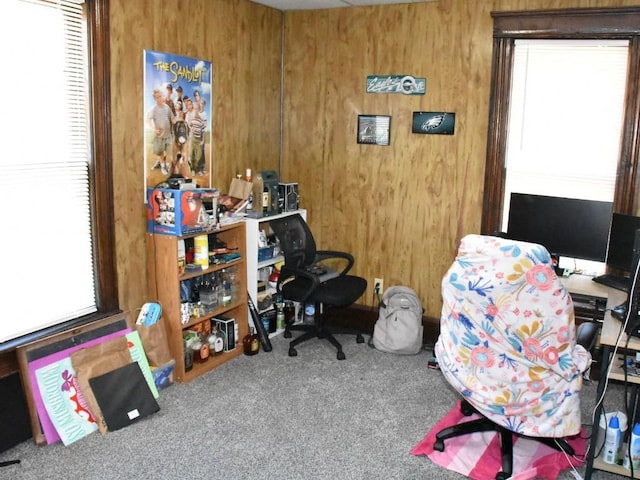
left=604, top=415, right=622, bottom=464
left=245, top=168, right=253, bottom=211
left=304, top=303, right=315, bottom=324
left=624, top=422, right=640, bottom=470
left=193, top=234, right=209, bottom=269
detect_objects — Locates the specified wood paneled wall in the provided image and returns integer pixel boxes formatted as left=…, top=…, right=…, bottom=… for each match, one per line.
left=109, top=0, right=640, bottom=321
left=281, top=0, right=640, bottom=318
left=109, top=0, right=282, bottom=314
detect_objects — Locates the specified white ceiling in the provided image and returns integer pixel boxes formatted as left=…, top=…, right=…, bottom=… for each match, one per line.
left=250, top=0, right=436, bottom=11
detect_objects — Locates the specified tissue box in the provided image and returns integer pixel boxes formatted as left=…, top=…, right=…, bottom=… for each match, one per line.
left=147, top=188, right=219, bottom=236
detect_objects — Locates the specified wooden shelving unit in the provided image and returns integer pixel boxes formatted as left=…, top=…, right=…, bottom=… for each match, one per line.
left=147, top=222, right=248, bottom=383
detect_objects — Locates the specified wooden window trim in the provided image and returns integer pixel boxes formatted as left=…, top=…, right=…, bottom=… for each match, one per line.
left=482, top=7, right=640, bottom=234
left=88, top=0, right=118, bottom=314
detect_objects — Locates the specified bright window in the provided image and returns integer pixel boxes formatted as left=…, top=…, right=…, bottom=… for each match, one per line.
left=0, top=0, right=96, bottom=343
left=499, top=39, right=629, bottom=273
left=502, top=39, right=628, bottom=229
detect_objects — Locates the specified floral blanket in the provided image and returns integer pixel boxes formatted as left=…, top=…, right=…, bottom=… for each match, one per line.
left=435, top=234, right=591, bottom=438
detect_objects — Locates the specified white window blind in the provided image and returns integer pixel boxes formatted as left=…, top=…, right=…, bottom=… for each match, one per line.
left=0, top=0, right=96, bottom=343
left=502, top=39, right=628, bottom=231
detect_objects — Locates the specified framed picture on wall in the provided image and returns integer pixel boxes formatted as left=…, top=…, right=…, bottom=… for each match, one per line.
left=412, top=112, right=456, bottom=135
left=357, top=115, right=391, bottom=146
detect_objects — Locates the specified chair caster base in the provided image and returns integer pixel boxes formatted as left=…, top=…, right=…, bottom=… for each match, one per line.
left=461, top=401, right=475, bottom=416
left=495, top=472, right=510, bottom=480
left=288, top=347, right=297, bottom=357
left=337, top=350, right=346, bottom=360
left=356, top=334, right=364, bottom=343
left=433, top=439, right=444, bottom=452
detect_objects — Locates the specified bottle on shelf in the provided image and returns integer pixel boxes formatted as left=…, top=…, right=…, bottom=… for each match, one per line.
left=275, top=292, right=285, bottom=330
left=208, top=324, right=224, bottom=356
left=177, top=239, right=186, bottom=274
left=604, top=414, right=622, bottom=464
left=220, top=269, right=233, bottom=306
left=624, top=422, right=640, bottom=470
left=304, top=303, right=315, bottom=324
left=245, top=168, right=253, bottom=211
left=183, top=339, right=194, bottom=372
left=242, top=327, right=260, bottom=356
left=284, top=301, right=295, bottom=326
left=191, top=333, right=210, bottom=363
left=198, top=274, right=217, bottom=313
left=193, top=234, right=209, bottom=269
left=262, top=183, right=270, bottom=214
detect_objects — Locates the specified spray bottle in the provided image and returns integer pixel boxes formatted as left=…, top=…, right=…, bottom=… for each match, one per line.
left=624, top=422, right=640, bottom=471
left=604, top=415, right=622, bottom=464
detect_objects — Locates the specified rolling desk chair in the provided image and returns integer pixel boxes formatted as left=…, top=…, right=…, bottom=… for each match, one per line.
left=269, top=214, right=367, bottom=360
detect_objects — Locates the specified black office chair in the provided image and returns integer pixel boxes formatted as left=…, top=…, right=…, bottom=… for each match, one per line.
left=269, top=214, right=367, bottom=360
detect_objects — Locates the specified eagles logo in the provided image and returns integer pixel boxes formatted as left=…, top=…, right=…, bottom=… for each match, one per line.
left=422, top=114, right=446, bottom=131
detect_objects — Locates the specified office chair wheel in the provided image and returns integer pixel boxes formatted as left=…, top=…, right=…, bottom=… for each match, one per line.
left=288, top=346, right=298, bottom=357
left=337, top=350, right=346, bottom=360
left=433, top=439, right=445, bottom=452
left=495, top=472, right=509, bottom=480
left=461, top=401, right=475, bottom=416
left=356, top=333, right=365, bottom=343
left=284, top=330, right=292, bottom=338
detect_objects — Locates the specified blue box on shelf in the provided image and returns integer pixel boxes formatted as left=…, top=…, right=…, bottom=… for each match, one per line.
left=258, top=246, right=275, bottom=262
left=147, top=188, right=219, bottom=236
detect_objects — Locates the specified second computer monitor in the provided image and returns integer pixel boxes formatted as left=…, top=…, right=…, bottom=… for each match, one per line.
left=606, top=212, right=640, bottom=275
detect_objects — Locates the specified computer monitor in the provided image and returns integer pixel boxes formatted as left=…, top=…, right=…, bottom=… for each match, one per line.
left=606, top=213, right=640, bottom=275
left=506, top=193, right=613, bottom=263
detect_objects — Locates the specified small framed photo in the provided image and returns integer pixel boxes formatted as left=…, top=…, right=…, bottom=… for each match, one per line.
left=357, top=115, right=391, bottom=145
left=412, top=112, right=456, bottom=135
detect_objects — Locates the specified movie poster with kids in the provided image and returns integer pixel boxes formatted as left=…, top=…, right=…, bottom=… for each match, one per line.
left=144, top=50, right=212, bottom=194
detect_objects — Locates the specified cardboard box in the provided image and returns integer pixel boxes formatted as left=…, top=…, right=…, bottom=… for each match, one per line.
left=212, top=315, right=236, bottom=351
left=147, top=188, right=219, bottom=236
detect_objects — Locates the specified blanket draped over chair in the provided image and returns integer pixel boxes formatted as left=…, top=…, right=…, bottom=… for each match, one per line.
left=435, top=234, right=591, bottom=438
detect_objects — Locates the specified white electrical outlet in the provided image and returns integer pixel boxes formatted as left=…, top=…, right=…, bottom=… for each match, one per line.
left=374, top=278, right=384, bottom=294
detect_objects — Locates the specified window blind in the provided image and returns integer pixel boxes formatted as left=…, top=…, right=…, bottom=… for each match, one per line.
left=502, top=39, right=629, bottom=232
left=0, top=0, right=96, bottom=343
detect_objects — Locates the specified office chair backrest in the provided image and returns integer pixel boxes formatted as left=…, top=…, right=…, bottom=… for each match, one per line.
left=435, top=234, right=591, bottom=438
left=269, top=214, right=316, bottom=269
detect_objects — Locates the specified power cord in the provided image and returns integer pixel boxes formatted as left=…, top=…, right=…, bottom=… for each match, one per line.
left=589, top=256, right=640, bottom=474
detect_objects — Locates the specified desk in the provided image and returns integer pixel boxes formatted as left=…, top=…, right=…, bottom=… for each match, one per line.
left=562, top=275, right=609, bottom=324
left=576, top=276, right=635, bottom=479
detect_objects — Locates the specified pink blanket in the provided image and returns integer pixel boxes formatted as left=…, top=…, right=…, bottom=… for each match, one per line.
left=411, top=401, right=586, bottom=480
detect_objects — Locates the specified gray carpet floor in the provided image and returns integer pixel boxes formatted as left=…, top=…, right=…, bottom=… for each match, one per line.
left=0, top=334, right=627, bottom=479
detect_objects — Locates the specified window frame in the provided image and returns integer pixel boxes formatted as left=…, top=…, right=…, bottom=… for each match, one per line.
left=482, top=7, right=640, bottom=235
left=0, top=0, right=117, bottom=352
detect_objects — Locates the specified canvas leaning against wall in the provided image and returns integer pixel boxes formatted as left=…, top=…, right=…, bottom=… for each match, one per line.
left=143, top=50, right=213, bottom=195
